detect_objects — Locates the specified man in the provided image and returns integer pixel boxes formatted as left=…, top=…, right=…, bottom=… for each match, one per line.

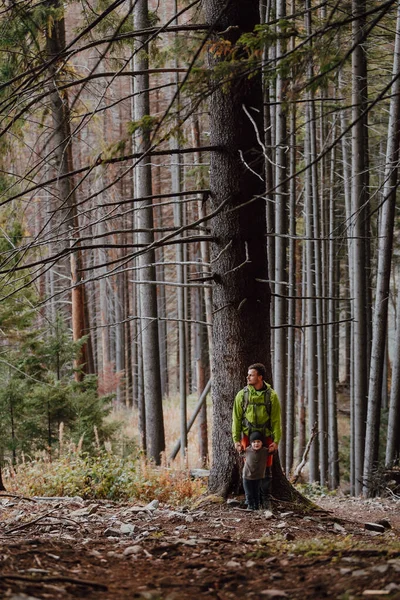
left=232, top=363, right=281, bottom=508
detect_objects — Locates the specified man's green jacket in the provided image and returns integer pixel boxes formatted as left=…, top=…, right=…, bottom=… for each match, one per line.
left=232, top=383, right=282, bottom=444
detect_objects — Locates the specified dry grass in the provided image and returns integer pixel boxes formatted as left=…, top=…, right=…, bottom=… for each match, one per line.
left=3, top=452, right=207, bottom=505
left=2, top=393, right=213, bottom=504
left=112, top=393, right=213, bottom=469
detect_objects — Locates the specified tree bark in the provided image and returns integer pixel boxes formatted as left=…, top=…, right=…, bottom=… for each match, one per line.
left=205, top=0, right=271, bottom=497
left=0, top=465, right=6, bottom=492
left=386, top=283, right=400, bottom=467
left=351, top=0, right=370, bottom=495
left=304, top=81, right=319, bottom=483
left=327, top=111, right=339, bottom=490
left=273, top=0, right=288, bottom=470
left=363, top=0, right=400, bottom=496
left=46, top=0, right=93, bottom=380
left=170, top=5, right=188, bottom=460
left=272, top=452, right=314, bottom=508
left=133, top=0, right=165, bottom=463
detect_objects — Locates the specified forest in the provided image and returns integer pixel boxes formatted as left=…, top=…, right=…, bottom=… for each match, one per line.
left=1, top=0, right=400, bottom=504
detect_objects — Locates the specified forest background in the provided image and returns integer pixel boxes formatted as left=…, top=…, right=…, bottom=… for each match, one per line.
left=0, top=0, right=400, bottom=502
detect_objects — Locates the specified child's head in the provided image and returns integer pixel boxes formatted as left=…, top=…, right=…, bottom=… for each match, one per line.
left=249, top=431, right=263, bottom=449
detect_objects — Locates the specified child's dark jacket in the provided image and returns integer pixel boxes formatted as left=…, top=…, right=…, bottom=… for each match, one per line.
left=243, top=446, right=268, bottom=480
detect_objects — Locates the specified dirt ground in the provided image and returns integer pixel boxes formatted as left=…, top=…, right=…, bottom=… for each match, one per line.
left=0, top=491, right=399, bottom=600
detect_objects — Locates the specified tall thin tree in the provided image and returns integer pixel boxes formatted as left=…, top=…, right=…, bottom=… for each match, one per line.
left=133, top=0, right=165, bottom=463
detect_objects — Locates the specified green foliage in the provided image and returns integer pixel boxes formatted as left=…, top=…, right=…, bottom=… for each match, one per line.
left=15, top=313, right=84, bottom=381
left=0, top=312, right=116, bottom=460
left=147, top=11, right=160, bottom=28
left=338, top=435, right=351, bottom=482
left=127, top=114, right=159, bottom=136
left=0, top=208, right=117, bottom=465
left=0, top=212, right=37, bottom=337
left=295, top=482, right=335, bottom=499
left=0, top=2, right=48, bottom=102
left=77, top=0, right=132, bottom=41
left=101, top=138, right=128, bottom=160
left=289, top=537, right=354, bottom=557
left=289, top=537, right=400, bottom=559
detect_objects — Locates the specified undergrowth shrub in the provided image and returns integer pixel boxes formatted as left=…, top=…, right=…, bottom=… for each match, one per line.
left=4, top=452, right=206, bottom=506
left=295, top=482, right=335, bottom=499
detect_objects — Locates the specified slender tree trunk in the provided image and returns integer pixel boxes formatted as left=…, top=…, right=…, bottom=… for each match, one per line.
left=261, top=0, right=275, bottom=357
left=364, top=0, right=400, bottom=495
left=194, top=272, right=209, bottom=466
left=96, top=196, right=110, bottom=375
left=352, top=0, right=370, bottom=495
left=327, top=109, right=339, bottom=489
left=46, top=0, right=93, bottom=380
left=305, top=0, right=327, bottom=485
left=273, top=0, right=288, bottom=469
left=133, top=0, right=165, bottom=463
left=115, top=269, right=125, bottom=406
left=191, top=112, right=213, bottom=364
left=304, top=57, right=319, bottom=482
left=386, top=282, right=400, bottom=467
left=153, top=92, right=169, bottom=401
left=339, top=66, right=355, bottom=491
left=286, top=9, right=297, bottom=474
left=191, top=112, right=211, bottom=466
left=170, top=4, right=187, bottom=460
left=297, top=256, right=307, bottom=461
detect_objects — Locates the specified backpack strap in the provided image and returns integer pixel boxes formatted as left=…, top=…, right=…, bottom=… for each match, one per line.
left=241, top=385, right=250, bottom=414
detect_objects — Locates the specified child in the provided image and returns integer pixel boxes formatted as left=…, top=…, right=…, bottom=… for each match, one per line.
left=242, top=430, right=269, bottom=510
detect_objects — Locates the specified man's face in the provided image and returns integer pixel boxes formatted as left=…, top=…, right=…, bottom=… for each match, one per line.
left=247, top=369, right=263, bottom=388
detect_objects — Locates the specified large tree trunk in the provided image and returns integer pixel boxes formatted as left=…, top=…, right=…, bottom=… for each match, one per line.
left=206, top=0, right=311, bottom=506
left=271, top=452, right=313, bottom=508
left=205, top=0, right=271, bottom=497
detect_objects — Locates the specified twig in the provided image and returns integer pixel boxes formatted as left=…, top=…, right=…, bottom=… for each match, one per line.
left=201, top=535, right=254, bottom=544
left=0, top=573, right=107, bottom=590
left=225, top=241, right=251, bottom=275
left=291, top=422, right=319, bottom=484
left=0, top=493, right=37, bottom=503
left=385, top=487, right=400, bottom=500
left=4, top=509, right=58, bottom=535
left=210, top=239, right=233, bottom=264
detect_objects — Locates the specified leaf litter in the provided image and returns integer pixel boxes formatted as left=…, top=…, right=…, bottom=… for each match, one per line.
left=0, top=493, right=399, bottom=599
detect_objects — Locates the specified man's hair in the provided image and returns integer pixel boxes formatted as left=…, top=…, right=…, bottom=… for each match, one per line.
left=248, top=363, right=266, bottom=379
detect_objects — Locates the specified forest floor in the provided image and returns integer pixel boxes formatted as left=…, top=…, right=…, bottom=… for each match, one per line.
left=0, top=491, right=399, bottom=600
